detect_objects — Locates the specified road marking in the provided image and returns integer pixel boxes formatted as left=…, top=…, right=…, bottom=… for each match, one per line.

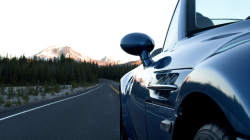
left=108, top=82, right=119, bottom=94
left=0, top=83, right=105, bottom=122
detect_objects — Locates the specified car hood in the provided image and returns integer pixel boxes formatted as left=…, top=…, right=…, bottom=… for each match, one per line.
left=152, top=20, right=250, bottom=71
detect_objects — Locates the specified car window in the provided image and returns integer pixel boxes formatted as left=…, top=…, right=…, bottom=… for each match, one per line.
left=196, top=0, right=250, bottom=26
left=187, top=0, right=250, bottom=35
left=162, top=1, right=181, bottom=52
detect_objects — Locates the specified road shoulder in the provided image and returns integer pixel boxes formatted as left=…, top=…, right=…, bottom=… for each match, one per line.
left=0, top=81, right=103, bottom=114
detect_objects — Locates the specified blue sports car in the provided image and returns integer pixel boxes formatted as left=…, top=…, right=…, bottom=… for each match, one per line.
left=119, top=0, right=250, bottom=139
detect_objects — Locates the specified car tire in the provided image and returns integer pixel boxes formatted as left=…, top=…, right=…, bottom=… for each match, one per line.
left=193, top=120, right=236, bottom=140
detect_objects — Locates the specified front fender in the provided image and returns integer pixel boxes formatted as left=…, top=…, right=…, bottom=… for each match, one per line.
left=120, top=65, right=142, bottom=140
left=176, top=41, right=250, bottom=136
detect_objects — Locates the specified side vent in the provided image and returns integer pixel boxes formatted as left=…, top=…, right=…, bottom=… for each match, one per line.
left=126, top=76, right=134, bottom=94
left=148, top=73, right=179, bottom=99
left=129, top=76, right=134, bottom=83
left=156, top=74, right=178, bottom=85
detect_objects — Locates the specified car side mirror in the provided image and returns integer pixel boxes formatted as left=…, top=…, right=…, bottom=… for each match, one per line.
left=120, top=33, right=155, bottom=68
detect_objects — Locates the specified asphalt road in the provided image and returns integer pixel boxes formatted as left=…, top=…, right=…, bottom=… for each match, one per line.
left=0, top=80, right=120, bottom=140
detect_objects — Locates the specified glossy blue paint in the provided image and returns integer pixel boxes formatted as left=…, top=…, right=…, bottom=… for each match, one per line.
left=120, top=33, right=155, bottom=67
left=146, top=103, right=175, bottom=140
left=129, top=66, right=153, bottom=140
left=120, top=33, right=154, bottom=57
left=145, top=69, right=192, bottom=139
left=120, top=70, right=138, bottom=139
left=152, top=20, right=250, bottom=71
left=178, top=0, right=187, bottom=40
left=119, top=0, right=250, bottom=139
left=176, top=41, right=250, bottom=136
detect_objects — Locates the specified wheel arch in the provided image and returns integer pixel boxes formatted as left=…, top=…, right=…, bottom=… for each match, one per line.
left=172, top=49, right=250, bottom=138
left=172, top=91, right=229, bottom=140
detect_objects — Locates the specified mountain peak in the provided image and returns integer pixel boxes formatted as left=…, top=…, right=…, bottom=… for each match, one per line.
left=100, top=56, right=115, bottom=62
left=33, top=46, right=133, bottom=66
left=34, top=46, right=91, bottom=61
left=100, top=56, right=126, bottom=64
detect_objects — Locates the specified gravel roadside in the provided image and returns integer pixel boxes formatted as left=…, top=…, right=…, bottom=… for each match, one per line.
left=0, top=81, right=103, bottom=113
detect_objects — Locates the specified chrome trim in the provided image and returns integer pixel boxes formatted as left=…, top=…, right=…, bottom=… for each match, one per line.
left=147, top=84, right=178, bottom=90
left=146, top=102, right=174, bottom=110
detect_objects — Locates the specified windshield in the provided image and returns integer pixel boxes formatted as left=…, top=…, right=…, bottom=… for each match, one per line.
left=187, top=0, right=250, bottom=35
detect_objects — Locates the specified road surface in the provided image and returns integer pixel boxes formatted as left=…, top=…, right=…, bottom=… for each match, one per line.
left=0, top=80, right=120, bottom=140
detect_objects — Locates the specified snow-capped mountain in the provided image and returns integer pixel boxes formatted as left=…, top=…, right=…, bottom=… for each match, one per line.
left=100, top=56, right=125, bottom=64
left=116, top=60, right=125, bottom=64
left=100, top=56, right=115, bottom=63
left=33, top=46, right=129, bottom=66
left=34, top=46, right=92, bottom=62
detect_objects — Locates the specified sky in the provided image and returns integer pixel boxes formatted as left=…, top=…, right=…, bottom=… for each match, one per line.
left=0, top=0, right=178, bottom=62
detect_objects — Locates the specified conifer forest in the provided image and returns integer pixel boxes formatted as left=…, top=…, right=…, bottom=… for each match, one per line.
left=0, top=54, right=139, bottom=87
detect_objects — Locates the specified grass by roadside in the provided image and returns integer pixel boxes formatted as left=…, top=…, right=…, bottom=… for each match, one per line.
left=0, top=82, right=98, bottom=109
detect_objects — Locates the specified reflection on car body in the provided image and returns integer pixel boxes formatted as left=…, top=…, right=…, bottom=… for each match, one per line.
left=119, top=0, right=250, bottom=140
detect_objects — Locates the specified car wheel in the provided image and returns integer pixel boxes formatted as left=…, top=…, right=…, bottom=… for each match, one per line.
left=193, top=120, right=236, bottom=140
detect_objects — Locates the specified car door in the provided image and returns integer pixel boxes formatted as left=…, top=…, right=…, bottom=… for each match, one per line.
left=128, top=1, right=183, bottom=139
left=127, top=0, right=193, bottom=139
left=144, top=1, right=183, bottom=139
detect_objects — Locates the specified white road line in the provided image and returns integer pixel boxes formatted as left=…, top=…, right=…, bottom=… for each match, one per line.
left=0, top=83, right=105, bottom=121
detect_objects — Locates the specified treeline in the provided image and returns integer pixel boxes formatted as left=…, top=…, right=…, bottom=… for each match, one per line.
left=0, top=54, right=99, bottom=86
left=98, top=63, right=138, bottom=81
left=0, top=54, right=139, bottom=86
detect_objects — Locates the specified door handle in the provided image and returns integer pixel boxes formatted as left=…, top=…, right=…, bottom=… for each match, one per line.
left=147, top=84, right=177, bottom=90
left=160, top=119, right=172, bottom=132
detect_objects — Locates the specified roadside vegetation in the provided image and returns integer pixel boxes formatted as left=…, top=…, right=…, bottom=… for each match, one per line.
left=98, top=63, right=138, bottom=81
left=0, top=83, right=97, bottom=107
left=0, top=53, right=139, bottom=108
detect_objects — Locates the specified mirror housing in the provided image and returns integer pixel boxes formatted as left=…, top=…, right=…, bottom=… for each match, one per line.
left=120, top=33, right=155, bottom=67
